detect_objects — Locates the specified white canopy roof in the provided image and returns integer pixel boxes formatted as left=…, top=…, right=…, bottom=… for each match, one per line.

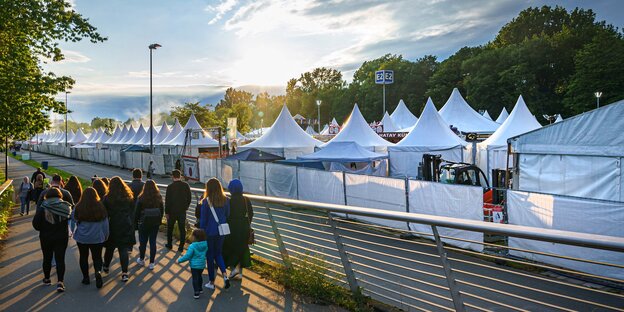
left=153, top=121, right=171, bottom=144
left=439, top=88, right=500, bottom=133
left=323, top=104, right=393, bottom=149
left=495, top=107, right=509, bottom=124
left=105, top=126, right=123, bottom=144
left=117, top=126, right=136, bottom=145
left=68, top=128, right=88, bottom=144
left=84, top=129, right=100, bottom=144
left=319, top=124, right=330, bottom=135
left=109, top=125, right=129, bottom=144
left=394, top=98, right=467, bottom=149
left=330, top=118, right=339, bottom=126
left=158, top=119, right=182, bottom=145
left=299, top=141, right=387, bottom=162
left=555, top=114, right=563, bottom=123
left=243, top=105, right=321, bottom=149
left=161, top=114, right=218, bottom=147
left=305, top=125, right=318, bottom=136
left=390, top=99, right=418, bottom=129
left=66, top=130, right=76, bottom=143
left=480, top=95, right=541, bottom=148
left=380, top=111, right=399, bottom=132
left=483, top=110, right=493, bottom=121
left=123, top=125, right=145, bottom=145
left=95, top=129, right=111, bottom=144
left=137, top=125, right=159, bottom=146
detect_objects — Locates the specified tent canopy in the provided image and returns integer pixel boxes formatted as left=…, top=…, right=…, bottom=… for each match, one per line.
left=161, top=114, right=218, bottom=147
left=158, top=119, right=183, bottom=145
left=481, top=95, right=541, bottom=148
left=299, top=141, right=387, bottom=162
left=137, top=125, right=159, bottom=146
left=225, top=148, right=284, bottom=162
left=483, top=110, right=493, bottom=121
left=105, top=125, right=123, bottom=144
left=380, top=111, right=399, bottom=132
left=305, top=125, right=318, bottom=136
left=242, top=105, right=321, bottom=149
left=495, top=107, right=509, bottom=124
left=554, top=114, right=563, bottom=123
left=319, top=124, right=330, bottom=135
left=390, top=99, right=418, bottom=129
left=124, top=125, right=146, bottom=145
left=112, top=126, right=131, bottom=144
left=439, top=88, right=500, bottom=133
left=68, top=128, right=88, bottom=144
left=153, top=121, right=171, bottom=144
left=510, top=99, right=624, bottom=157
left=322, top=104, right=393, bottom=150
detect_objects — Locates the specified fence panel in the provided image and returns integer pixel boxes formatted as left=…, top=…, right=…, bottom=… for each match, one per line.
left=239, top=161, right=265, bottom=195
left=345, top=174, right=408, bottom=230
left=266, top=163, right=297, bottom=199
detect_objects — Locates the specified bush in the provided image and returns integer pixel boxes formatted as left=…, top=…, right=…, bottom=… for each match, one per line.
left=0, top=183, right=14, bottom=239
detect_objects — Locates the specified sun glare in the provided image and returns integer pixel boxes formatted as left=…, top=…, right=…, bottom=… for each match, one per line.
left=227, top=43, right=306, bottom=86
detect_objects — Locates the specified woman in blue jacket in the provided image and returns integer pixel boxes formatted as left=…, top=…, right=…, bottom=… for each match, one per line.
left=199, top=178, right=230, bottom=290
left=72, top=187, right=109, bottom=288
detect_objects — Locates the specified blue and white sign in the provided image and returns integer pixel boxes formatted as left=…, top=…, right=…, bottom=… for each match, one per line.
left=375, top=70, right=394, bottom=84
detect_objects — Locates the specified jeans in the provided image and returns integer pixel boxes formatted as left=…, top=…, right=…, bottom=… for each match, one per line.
left=206, top=235, right=226, bottom=282
left=103, top=246, right=129, bottom=273
left=77, top=243, right=104, bottom=279
left=139, top=225, right=159, bottom=263
left=20, top=196, right=30, bottom=214
left=41, top=238, right=68, bottom=282
left=191, top=268, right=203, bottom=293
left=167, top=213, right=186, bottom=249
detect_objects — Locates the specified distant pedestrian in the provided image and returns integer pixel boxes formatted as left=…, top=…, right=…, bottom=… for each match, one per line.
left=165, top=170, right=192, bottom=252
left=32, top=188, right=72, bottom=292
left=32, top=174, right=45, bottom=203
left=31, top=168, right=45, bottom=184
left=174, top=159, right=182, bottom=172
left=147, top=161, right=155, bottom=179
left=177, top=229, right=208, bottom=299
left=127, top=168, right=144, bottom=200
left=72, top=187, right=109, bottom=288
left=199, top=178, right=230, bottom=290
left=102, top=177, right=136, bottom=282
left=135, top=180, right=163, bottom=270
left=18, top=177, right=33, bottom=216
left=92, top=179, right=109, bottom=199
left=65, top=176, right=83, bottom=204
left=223, top=179, right=253, bottom=280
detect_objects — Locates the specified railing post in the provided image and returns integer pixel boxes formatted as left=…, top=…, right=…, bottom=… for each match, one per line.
left=404, top=177, right=410, bottom=230
left=295, top=166, right=299, bottom=200
left=265, top=202, right=291, bottom=268
left=431, top=225, right=465, bottom=312
left=327, top=212, right=360, bottom=297
left=342, top=171, right=349, bottom=219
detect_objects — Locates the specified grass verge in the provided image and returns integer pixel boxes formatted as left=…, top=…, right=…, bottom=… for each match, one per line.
left=0, top=169, right=15, bottom=239
left=10, top=153, right=91, bottom=187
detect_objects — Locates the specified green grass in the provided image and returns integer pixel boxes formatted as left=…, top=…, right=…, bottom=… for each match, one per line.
left=10, top=153, right=92, bottom=187
left=0, top=168, right=15, bottom=239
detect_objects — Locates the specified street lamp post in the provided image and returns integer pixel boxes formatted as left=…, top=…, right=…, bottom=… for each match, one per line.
left=316, top=100, right=321, bottom=133
left=594, top=92, right=602, bottom=109
left=65, top=91, right=70, bottom=147
left=148, top=43, right=162, bottom=153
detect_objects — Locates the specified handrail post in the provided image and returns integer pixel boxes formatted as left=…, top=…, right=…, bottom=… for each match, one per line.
left=265, top=202, right=291, bottom=268
left=327, top=212, right=360, bottom=297
left=432, top=225, right=465, bottom=312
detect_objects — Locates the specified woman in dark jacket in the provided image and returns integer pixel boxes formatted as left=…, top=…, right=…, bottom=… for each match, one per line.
left=135, top=180, right=163, bottom=270
left=32, top=188, right=72, bottom=292
left=102, top=176, right=136, bottom=282
left=223, top=179, right=253, bottom=280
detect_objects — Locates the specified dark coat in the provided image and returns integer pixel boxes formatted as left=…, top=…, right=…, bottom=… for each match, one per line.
left=165, top=180, right=191, bottom=216
left=127, top=179, right=145, bottom=200
left=37, top=186, right=74, bottom=210
left=103, top=197, right=136, bottom=247
left=223, top=193, right=253, bottom=268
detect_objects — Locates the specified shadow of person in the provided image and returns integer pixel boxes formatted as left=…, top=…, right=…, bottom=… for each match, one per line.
left=209, top=278, right=251, bottom=311
left=166, top=269, right=212, bottom=311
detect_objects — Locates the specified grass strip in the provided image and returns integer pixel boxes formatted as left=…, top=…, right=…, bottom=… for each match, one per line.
left=10, top=153, right=92, bottom=187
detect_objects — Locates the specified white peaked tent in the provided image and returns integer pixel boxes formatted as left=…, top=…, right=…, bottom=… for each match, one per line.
left=390, top=99, right=418, bottom=129
left=161, top=114, right=218, bottom=148
left=439, top=88, right=500, bottom=133
left=84, top=129, right=99, bottom=144
left=380, top=111, right=399, bottom=132
left=95, top=129, right=111, bottom=144
left=319, top=124, right=330, bottom=135
left=389, top=98, right=467, bottom=178
left=137, top=125, right=159, bottom=146
left=153, top=121, right=171, bottom=144
left=555, top=114, right=563, bottom=123
left=122, top=125, right=143, bottom=145
left=483, top=110, right=493, bottom=121
left=89, top=128, right=105, bottom=144
left=66, top=130, right=76, bottom=143
left=68, top=128, right=88, bottom=145
left=158, top=119, right=183, bottom=145
left=104, top=126, right=122, bottom=144
left=495, top=107, right=509, bottom=124
left=239, top=105, right=321, bottom=159
left=476, top=95, right=541, bottom=179
left=510, top=100, right=624, bottom=201
left=110, top=125, right=130, bottom=144
left=323, top=104, right=393, bottom=152
left=305, top=125, right=318, bottom=136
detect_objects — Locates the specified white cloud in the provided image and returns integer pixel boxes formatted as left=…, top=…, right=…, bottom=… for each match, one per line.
left=206, top=0, right=238, bottom=24
left=58, top=50, right=91, bottom=63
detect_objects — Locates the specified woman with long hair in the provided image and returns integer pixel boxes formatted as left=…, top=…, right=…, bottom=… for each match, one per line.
left=101, top=177, right=110, bottom=187
left=135, top=180, right=163, bottom=270
left=102, top=177, right=136, bottom=282
left=72, top=187, right=109, bottom=288
left=199, top=178, right=230, bottom=290
left=222, top=179, right=253, bottom=280
left=18, top=176, right=33, bottom=216
left=65, top=176, right=83, bottom=204
left=32, top=188, right=72, bottom=292
left=92, top=179, right=109, bottom=199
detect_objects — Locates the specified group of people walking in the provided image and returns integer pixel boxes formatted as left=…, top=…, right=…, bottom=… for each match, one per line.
left=28, top=167, right=254, bottom=299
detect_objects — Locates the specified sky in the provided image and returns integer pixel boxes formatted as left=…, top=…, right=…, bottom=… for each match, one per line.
left=47, top=0, right=624, bottom=123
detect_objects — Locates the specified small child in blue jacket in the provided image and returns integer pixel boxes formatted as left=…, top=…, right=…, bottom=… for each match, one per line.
left=177, top=229, right=208, bottom=298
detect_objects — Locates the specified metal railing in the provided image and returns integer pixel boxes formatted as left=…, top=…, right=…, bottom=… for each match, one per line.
left=155, top=182, right=624, bottom=312
left=0, top=180, right=12, bottom=196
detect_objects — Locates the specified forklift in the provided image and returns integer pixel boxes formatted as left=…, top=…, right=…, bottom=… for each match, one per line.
left=420, top=154, right=490, bottom=188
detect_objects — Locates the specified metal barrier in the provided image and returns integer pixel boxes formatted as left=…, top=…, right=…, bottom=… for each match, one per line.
left=153, top=182, right=624, bottom=311
left=0, top=180, right=12, bottom=197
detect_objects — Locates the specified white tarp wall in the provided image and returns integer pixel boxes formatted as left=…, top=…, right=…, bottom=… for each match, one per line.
left=297, top=168, right=345, bottom=205
left=345, top=174, right=408, bottom=230
left=476, top=146, right=511, bottom=181
left=408, top=180, right=484, bottom=251
left=507, top=190, right=624, bottom=279
left=218, top=160, right=237, bottom=186
left=517, top=154, right=622, bottom=202
left=238, top=161, right=265, bottom=195
left=266, top=163, right=297, bottom=199
left=199, top=158, right=218, bottom=183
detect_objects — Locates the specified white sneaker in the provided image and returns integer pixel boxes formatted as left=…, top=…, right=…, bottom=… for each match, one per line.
left=148, top=263, right=155, bottom=270
left=136, top=258, right=145, bottom=266
left=204, top=282, right=215, bottom=290
left=228, top=268, right=240, bottom=279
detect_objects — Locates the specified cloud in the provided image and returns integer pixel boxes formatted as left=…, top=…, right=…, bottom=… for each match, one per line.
left=206, top=0, right=238, bottom=24
left=58, top=50, right=91, bottom=63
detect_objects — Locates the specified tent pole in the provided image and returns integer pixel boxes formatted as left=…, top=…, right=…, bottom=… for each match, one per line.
left=505, top=142, right=511, bottom=189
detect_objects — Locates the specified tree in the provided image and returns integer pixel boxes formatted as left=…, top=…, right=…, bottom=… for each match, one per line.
left=91, top=117, right=118, bottom=133
left=170, top=102, right=219, bottom=129
left=216, top=88, right=254, bottom=110
left=426, top=46, right=482, bottom=107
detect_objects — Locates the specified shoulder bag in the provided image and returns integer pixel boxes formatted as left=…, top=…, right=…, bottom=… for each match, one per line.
left=207, top=199, right=230, bottom=236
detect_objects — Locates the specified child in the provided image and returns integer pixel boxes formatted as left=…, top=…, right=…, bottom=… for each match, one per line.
left=177, top=229, right=208, bottom=299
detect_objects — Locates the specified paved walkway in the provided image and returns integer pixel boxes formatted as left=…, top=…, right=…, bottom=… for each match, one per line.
left=0, top=155, right=343, bottom=312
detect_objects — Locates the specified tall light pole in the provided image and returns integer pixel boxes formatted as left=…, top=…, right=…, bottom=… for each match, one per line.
left=65, top=91, right=70, bottom=147
left=148, top=43, right=161, bottom=153
left=594, top=91, right=602, bottom=109
left=316, top=100, right=321, bottom=133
